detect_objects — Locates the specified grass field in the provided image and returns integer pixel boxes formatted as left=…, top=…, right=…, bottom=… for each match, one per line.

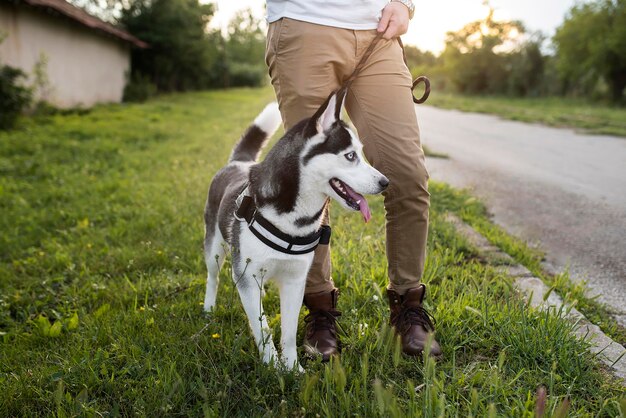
left=427, top=94, right=626, bottom=138
left=1, top=88, right=625, bottom=416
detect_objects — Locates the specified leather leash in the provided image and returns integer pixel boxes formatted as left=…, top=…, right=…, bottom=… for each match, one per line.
left=340, top=32, right=431, bottom=104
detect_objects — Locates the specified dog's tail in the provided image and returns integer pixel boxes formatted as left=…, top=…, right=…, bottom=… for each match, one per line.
left=230, top=102, right=282, bottom=163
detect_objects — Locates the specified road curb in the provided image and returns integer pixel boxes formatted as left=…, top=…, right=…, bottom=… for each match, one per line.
left=444, top=213, right=626, bottom=385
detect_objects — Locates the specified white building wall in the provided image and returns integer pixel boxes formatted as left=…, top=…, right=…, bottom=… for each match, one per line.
left=0, top=3, right=131, bottom=108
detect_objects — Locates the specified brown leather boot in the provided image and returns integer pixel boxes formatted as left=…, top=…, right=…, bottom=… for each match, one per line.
left=303, top=289, right=341, bottom=362
left=387, top=285, right=442, bottom=357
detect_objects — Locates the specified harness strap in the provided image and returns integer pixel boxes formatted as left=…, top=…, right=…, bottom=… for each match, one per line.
left=235, top=195, right=331, bottom=255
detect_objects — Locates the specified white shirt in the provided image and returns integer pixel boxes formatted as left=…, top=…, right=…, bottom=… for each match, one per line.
left=266, top=0, right=389, bottom=30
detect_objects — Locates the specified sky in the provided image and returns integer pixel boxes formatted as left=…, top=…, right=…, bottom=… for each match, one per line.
left=208, top=0, right=579, bottom=54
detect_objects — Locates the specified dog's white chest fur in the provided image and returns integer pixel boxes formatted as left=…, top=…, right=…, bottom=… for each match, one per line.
left=238, top=226, right=315, bottom=279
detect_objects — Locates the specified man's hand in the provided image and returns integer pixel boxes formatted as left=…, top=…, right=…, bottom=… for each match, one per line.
left=377, top=1, right=410, bottom=40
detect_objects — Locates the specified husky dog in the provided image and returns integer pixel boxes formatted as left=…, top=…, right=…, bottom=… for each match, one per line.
left=203, top=91, right=388, bottom=371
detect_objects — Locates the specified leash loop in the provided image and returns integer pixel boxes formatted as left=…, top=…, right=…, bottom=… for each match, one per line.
left=412, top=76, right=431, bottom=104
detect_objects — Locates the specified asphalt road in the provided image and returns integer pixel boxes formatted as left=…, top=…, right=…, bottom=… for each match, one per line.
left=417, top=106, right=626, bottom=327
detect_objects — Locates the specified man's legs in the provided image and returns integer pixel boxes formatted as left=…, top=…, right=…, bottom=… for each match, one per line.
left=345, top=31, right=441, bottom=356
left=265, top=19, right=440, bottom=358
left=265, top=18, right=351, bottom=359
left=345, top=32, right=429, bottom=292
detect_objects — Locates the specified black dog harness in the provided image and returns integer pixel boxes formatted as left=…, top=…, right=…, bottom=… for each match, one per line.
left=235, top=189, right=331, bottom=255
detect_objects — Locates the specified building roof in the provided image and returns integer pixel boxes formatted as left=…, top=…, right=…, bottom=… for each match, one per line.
left=17, top=0, right=148, bottom=48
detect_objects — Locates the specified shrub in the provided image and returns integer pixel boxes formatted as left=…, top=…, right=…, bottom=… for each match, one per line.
left=0, top=64, right=32, bottom=130
left=123, top=74, right=157, bottom=102
left=226, top=62, right=266, bottom=88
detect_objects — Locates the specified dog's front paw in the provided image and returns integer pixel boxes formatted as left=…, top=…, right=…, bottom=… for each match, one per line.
left=203, top=301, right=215, bottom=313
left=261, top=346, right=279, bottom=365
left=294, top=363, right=304, bottom=374
left=280, top=358, right=304, bottom=373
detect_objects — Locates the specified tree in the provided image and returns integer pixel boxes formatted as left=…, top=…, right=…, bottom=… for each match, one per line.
left=553, top=0, right=626, bottom=103
left=119, top=0, right=217, bottom=91
left=221, top=9, right=267, bottom=87
left=403, top=45, right=437, bottom=70
left=440, top=8, right=526, bottom=94
left=69, top=0, right=126, bottom=22
left=506, top=33, right=546, bottom=97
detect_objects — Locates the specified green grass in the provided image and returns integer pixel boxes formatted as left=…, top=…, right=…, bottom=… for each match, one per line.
left=1, top=88, right=624, bottom=416
left=422, top=145, right=449, bottom=159
left=427, top=93, right=626, bottom=137
left=443, top=189, right=626, bottom=346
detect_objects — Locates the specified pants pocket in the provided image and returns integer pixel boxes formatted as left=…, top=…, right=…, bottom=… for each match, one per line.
left=265, top=18, right=285, bottom=67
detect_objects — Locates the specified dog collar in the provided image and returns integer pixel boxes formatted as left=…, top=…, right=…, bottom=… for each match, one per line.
left=235, top=191, right=331, bottom=255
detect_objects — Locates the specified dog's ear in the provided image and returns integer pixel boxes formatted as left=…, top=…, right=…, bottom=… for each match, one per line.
left=308, top=89, right=347, bottom=134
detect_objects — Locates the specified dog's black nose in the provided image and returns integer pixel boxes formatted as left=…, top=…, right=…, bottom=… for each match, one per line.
left=379, top=177, right=389, bottom=189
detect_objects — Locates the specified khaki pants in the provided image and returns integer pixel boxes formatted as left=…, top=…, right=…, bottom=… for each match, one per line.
left=265, top=18, right=430, bottom=295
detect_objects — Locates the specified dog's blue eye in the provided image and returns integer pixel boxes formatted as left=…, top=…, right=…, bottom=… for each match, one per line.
left=345, top=151, right=356, bottom=162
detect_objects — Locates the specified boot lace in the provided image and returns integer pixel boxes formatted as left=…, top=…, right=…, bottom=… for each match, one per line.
left=396, top=306, right=436, bottom=335
left=304, top=309, right=342, bottom=336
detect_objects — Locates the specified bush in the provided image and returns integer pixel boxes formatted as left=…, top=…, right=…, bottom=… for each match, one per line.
left=123, top=74, right=157, bottom=102
left=226, top=63, right=266, bottom=88
left=0, top=64, right=32, bottom=130
left=554, top=0, right=626, bottom=104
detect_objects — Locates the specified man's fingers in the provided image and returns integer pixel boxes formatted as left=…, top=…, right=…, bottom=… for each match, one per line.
left=383, top=21, right=400, bottom=39
left=377, top=9, right=391, bottom=33
left=379, top=3, right=410, bottom=39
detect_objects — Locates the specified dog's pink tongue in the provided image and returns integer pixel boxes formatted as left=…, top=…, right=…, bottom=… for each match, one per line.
left=358, top=198, right=372, bottom=223
left=345, top=187, right=371, bottom=223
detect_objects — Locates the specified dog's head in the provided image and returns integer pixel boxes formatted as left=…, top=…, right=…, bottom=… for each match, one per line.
left=300, top=90, right=389, bottom=222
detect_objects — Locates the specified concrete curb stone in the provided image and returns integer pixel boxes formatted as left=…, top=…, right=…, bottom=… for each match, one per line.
left=444, top=213, right=626, bottom=385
